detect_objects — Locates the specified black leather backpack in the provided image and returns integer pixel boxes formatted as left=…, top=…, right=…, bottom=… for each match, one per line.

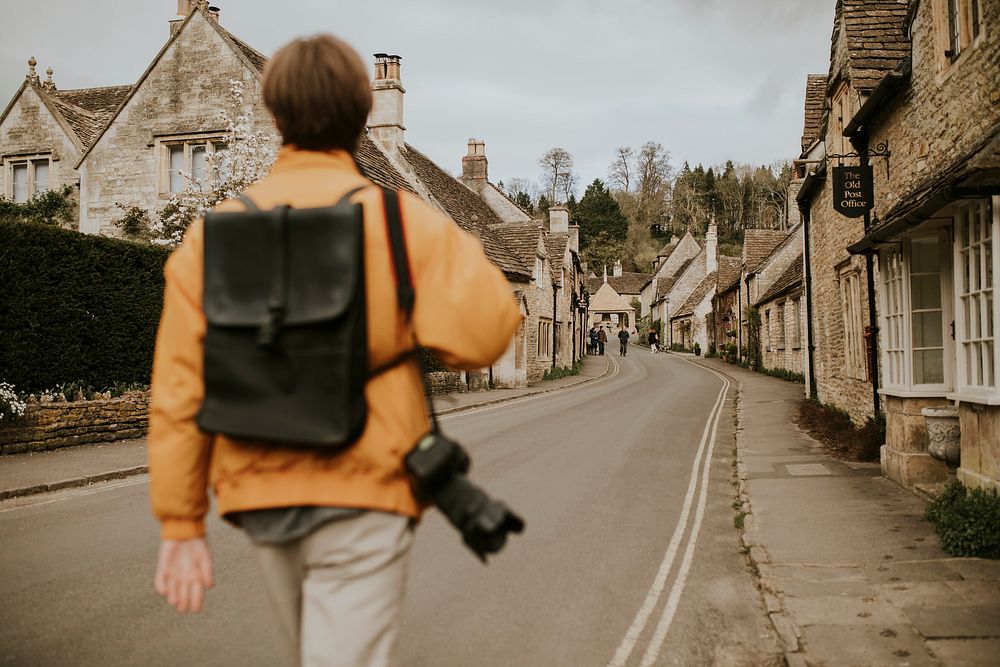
left=196, top=187, right=413, bottom=448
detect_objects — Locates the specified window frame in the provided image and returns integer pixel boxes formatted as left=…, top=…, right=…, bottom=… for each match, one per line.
left=5, top=154, right=53, bottom=202
left=839, top=268, right=867, bottom=380
left=950, top=197, right=998, bottom=402
left=934, top=0, right=985, bottom=73
left=157, top=134, right=228, bottom=196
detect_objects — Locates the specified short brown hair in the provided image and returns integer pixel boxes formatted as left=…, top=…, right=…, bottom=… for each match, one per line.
left=263, top=35, right=372, bottom=152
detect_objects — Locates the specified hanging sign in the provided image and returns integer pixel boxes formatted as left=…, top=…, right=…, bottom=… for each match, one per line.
left=832, top=165, right=873, bottom=218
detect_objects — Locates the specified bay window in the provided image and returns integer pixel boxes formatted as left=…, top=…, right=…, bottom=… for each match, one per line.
left=954, top=198, right=997, bottom=396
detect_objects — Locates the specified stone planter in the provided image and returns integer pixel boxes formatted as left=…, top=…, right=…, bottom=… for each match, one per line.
left=922, top=406, right=961, bottom=466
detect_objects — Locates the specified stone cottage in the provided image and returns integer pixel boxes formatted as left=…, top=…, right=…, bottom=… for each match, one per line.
left=752, top=226, right=806, bottom=376
left=839, top=0, right=1000, bottom=492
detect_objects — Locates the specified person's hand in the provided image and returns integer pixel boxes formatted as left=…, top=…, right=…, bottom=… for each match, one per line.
left=155, top=537, right=214, bottom=613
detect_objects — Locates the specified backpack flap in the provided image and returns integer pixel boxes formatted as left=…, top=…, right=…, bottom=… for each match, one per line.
left=203, top=201, right=364, bottom=330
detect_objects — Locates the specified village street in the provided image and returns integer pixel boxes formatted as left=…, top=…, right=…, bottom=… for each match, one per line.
left=0, top=349, right=782, bottom=667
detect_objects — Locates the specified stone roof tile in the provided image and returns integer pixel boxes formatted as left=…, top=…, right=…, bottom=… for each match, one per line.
left=743, top=229, right=789, bottom=274
left=673, top=272, right=717, bottom=319
left=716, top=255, right=743, bottom=292
left=756, top=254, right=804, bottom=305
left=837, top=0, right=911, bottom=92
left=801, top=75, right=828, bottom=152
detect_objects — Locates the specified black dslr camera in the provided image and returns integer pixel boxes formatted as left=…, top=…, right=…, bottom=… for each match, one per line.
left=405, top=432, right=524, bottom=562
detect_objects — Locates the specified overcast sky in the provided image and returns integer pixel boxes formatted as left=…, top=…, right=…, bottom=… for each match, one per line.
left=1, top=0, right=835, bottom=195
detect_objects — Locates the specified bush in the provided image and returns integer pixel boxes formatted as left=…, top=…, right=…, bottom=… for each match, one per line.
left=0, top=382, right=27, bottom=422
left=0, top=187, right=75, bottom=227
left=758, top=366, right=805, bottom=384
left=0, top=221, right=170, bottom=392
left=543, top=362, right=582, bottom=381
left=925, top=482, right=1000, bottom=558
left=707, top=342, right=717, bottom=358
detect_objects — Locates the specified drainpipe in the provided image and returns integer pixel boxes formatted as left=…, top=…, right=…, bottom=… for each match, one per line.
left=851, top=130, right=881, bottom=418
left=552, top=284, right=558, bottom=370
left=800, top=205, right=818, bottom=399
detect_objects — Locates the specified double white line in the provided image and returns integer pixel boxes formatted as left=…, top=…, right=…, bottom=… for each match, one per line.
left=608, top=361, right=731, bottom=667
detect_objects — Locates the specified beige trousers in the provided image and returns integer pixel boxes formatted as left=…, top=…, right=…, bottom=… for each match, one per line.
left=251, top=512, right=415, bottom=667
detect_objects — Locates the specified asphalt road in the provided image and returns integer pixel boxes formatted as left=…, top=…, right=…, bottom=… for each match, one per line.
left=0, top=348, right=781, bottom=667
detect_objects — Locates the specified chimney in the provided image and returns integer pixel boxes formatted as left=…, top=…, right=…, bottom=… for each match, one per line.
left=548, top=205, right=569, bottom=234
left=369, top=53, right=406, bottom=152
left=706, top=220, right=718, bottom=275
left=613, top=260, right=623, bottom=277
left=568, top=223, right=580, bottom=255
left=170, top=0, right=197, bottom=35
left=460, top=139, right=487, bottom=194
left=207, top=5, right=221, bottom=22
left=603, top=265, right=608, bottom=284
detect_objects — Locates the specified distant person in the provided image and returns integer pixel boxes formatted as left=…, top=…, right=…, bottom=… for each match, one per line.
left=147, top=34, right=520, bottom=667
left=588, top=326, right=599, bottom=355
left=649, top=328, right=659, bottom=354
left=618, top=327, right=630, bottom=356
left=598, top=327, right=607, bottom=355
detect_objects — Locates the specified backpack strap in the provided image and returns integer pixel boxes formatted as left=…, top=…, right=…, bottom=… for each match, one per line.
left=237, top=185, right=367, bottom=211
left=382, top=188, right=415, bottom=321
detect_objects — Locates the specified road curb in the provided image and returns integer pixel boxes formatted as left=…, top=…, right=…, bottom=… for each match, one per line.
left=690, top=358, right=812, bottom=667
left=1, top=358, right=614, bottom=502
left=432, top=356, right=615, bottom=416
left=0, top=465, right=149, bottom=501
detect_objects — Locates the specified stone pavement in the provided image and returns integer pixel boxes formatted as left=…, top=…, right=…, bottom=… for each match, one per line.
left=0, top=355, right=611, bottom=501
left=691, top=356, right=1000, bottom=667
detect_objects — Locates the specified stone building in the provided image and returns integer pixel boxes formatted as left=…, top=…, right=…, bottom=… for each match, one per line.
left=797, top=0, right=913, bottom=426
left=2, top=1, right=549, bottom=390
left=641, top=232, right=702, bottom=323
left=755, top=251, right=807, bottom=376
left=838, top=0, right=1000, bottom=491
left=587, top=261, right=651, bottom=319
left=0, top=59, right=131, bottom=212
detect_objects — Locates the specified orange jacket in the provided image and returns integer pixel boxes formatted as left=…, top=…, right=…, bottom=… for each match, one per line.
left=148, top=147, right=521, bottom=541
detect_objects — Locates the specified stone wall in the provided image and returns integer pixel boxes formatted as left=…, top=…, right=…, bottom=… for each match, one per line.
left=529, top=252, right=556, bottom=382
left=760, top=289, right=807, bottom=375
left=0, top=392, right=148, bottom=455
left=958, top=404, right=1000, bottom=493
left=79, top=10, right=274, bottom=235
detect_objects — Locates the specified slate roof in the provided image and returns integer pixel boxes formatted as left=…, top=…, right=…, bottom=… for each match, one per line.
left=402, top=144, right=531, bottom=280
left=34, top=85, right=134, bottom=149
left=589, top=282, right=634, bottom=313
left=355, top=135, right=416, bottom=193
left=672, top=272, right=717, bottom=319
left=586, top=271, right=653, bottom=297
left=716, top=255, right=743, bottom=292
left=801, top=75, right=827, bottom=153
left=743, top=229, right=789, bottom=274
left=756, top=254, right=804, bottom=305
left=224, top=30, right=268, bottom=73
left=836, top=0, right=911, bottom=92
left=491, top=221, right=544, bottom=268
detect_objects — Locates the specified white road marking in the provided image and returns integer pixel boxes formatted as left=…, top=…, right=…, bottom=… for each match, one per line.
left=0, top=475, right=148, bottom=513
left=607, top=360, right=729, bottom=667
left=639, top=363, right=730, bottom=666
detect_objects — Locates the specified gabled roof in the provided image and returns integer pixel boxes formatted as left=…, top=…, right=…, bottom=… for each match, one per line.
left=355, top=135, right=416, bottom=193
left=224, top=30, right=268, bottom=73
left=589, top=282, right=635, bottom=313
left=654, top=256, right=696, bottom=301
left=716, top=255, right=742, bottom=292
left=743, top=229, right=788, bottom=274
left=587, top=271, right=652, bottom=297
left=756, top=254, right=804, bottom=305
left=657, top=239, right=678, bottom=258
left=834, top=0, right=911, bottom=92
left=672, top=272, right=717, bottom=320
left=801, top=74, right=827, bottom=153
left=402, top=144, right=531, bottom=280
left=491, top=220, right=545, bottom=268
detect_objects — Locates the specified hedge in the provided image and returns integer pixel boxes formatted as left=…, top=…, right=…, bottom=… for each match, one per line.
left=0, top=221, right=170, bottom=393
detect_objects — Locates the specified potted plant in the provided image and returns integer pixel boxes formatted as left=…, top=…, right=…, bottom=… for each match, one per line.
left=693, top=342, right=701, bottom=356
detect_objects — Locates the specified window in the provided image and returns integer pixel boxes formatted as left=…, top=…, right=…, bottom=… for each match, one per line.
left=936, top=0, right=983, bottom=68
left=776, top=303, right=786, bottom=350
left=537, top=319, right=552, bottom=358
left=534, top=257, right=543, bottom=284
left=881, top=247, right=907, bottom=387
left=7, top=156, right=52, bottom=202
left=791, top=299, right=802, bottom=349
left=840, top=269, right=866, bottom=378
left=910, top=236, right=946, bottom=385
left=764, top=309, right=771, bottom=352
left=160, top=138, right=227, bottom=194
left=955, top=199, right=996, bottom=393
left=831, top=84, right=855, bottom=156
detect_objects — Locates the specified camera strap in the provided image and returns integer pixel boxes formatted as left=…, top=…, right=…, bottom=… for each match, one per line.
left=382, top=187, right=441, bottom=433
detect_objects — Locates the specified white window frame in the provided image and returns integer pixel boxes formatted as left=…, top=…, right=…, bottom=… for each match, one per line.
left=157, top=135, right=227, bottom=195
left=4, top=154, right=52, bottom=201
left=950, top=197, right=999, bottom=403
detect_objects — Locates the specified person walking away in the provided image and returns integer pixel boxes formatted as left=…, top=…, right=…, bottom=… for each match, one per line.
left=598, top=327, right=607, bottom=355
left=588, top=325, right=599, bottom=355
left=649, top=328, right=659, bottom=354
left=148, top=34, right=521, bottom=667
left=618, top=327, right=630, bottom=356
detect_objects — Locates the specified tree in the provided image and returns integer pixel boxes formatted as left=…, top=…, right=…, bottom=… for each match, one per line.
left=538, top=148, right=575, bottom=203
left=608, top=146, right=633, bottom=192
left=514, top=191, right=535, bottom=214
left=574, top=178, right=628, bottom=249
left=537, top=193, right=552, bottom=218
left=634, top=141, right=673, bottom=230
left=580, top=231, right=625, bottom=274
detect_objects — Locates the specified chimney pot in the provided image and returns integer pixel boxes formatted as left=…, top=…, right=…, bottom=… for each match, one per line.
left=369, top=52, right=406, bottom=151
left=461, top=139, right=488, bottom=186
